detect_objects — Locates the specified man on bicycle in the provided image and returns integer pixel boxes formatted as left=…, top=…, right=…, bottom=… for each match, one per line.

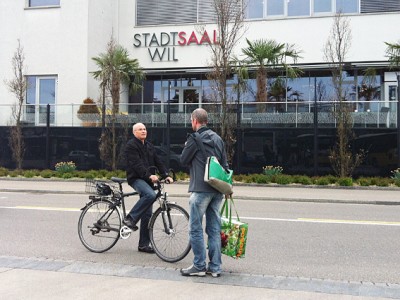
left=125, top=122, right=173, bottom=254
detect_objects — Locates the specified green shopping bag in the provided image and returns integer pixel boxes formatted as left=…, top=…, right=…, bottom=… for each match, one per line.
left=220, top=196, right=248, bottom=258
left=205, top=156, right=233, bottom=194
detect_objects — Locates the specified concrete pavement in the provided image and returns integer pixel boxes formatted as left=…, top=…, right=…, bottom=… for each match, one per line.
left=1, top=178, right=400, bottom=299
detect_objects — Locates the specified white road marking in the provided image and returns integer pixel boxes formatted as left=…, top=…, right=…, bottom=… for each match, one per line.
left=236, top=216, right=400, bottom=226
left=1, top=206, right=400, bottom=227
left=0, top=206, right=80, bottom=212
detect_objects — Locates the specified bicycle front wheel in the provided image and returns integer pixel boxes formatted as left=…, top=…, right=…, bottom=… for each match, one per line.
left=149, top=203, right=191, bottom=263
left=78, top=199, right=121, bottom=253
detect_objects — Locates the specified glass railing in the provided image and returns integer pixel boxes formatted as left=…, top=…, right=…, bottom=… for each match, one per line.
left=0, top=100, right=397, bottom=128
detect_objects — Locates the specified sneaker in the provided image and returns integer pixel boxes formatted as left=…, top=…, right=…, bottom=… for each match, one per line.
left=180, top=265, right=206, bottom=277
left=123, top=217, right=138, bottom=231
left=206, top=269, right=221, bottom=278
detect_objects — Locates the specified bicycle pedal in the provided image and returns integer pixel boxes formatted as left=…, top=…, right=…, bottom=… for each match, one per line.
left=120, top=225, right=132, bottom=239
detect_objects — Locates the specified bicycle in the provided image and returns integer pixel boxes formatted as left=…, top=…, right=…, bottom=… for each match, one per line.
left=78, top=171, right=191, bottom=263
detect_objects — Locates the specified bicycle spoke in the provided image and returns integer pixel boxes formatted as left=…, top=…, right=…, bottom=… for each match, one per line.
left=78, top=200, right=121, bottom=253
left=149, top=204, right=191, bottom=262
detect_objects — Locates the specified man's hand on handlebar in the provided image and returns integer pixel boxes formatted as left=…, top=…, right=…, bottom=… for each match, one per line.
left=149, top=174, right=159, bottom=183
left=165, top=176, right=174, bottom=184
left=149, top=174, right=174, bottom=184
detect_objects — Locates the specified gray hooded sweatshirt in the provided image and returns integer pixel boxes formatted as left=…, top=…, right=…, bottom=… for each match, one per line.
left=180, top=126, right=229, bottom=193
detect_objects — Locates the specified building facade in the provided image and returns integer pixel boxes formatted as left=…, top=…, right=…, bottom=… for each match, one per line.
left=0, top=0, right=399, bottom=174
left=1, top=1, right=400, bottom=120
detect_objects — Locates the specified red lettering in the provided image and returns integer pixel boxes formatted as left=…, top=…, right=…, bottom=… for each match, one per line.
left=178, top=31, right=186, bottom=46
left=199, top=30, right=211, bottom=45
left=187, top=31, right=199, bottom=45
left=213, top=30, right=218, bottom=44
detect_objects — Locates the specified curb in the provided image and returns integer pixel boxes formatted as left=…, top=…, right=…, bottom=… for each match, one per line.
left=3, top=188, right=400, bottom=206
left=1, top=177, right=399, bottom=191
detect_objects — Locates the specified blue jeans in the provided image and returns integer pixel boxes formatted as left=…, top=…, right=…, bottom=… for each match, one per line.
left=189, top=192, right=223, bottom=273
left=128, top=179, right=157, bottom=247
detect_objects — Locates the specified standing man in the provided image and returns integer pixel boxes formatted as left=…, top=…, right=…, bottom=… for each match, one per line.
left=125, top=122, right=173, bottom=254
left=180, top=108, right=229, bottom=278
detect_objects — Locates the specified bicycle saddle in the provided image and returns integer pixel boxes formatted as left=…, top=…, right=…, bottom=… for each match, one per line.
left=110, top=177, right=127, bottom=184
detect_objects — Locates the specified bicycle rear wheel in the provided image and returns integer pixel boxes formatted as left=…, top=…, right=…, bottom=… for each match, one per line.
left=149, top=203, right=191, bottom=263
left=78, top=199, right=121, bottom=253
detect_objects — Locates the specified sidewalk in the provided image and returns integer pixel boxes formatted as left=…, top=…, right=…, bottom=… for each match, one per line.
left=0, top=256, right=397, bottom=300
left=1, top=178, right=400, bottom=205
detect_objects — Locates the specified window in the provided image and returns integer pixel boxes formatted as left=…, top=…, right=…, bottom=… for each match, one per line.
left=314, top=0, right=332, bottom=13
left=336, top=0, right=359, bottom=13
left=26, top=76, right=57, bottom=125
left=246, top=0, right=264, bottom=19
left=287, top=0, right=310, bottom=16
left=267, top=0, right=284, bottom=16
left=28, top=0, right=60, bottom=7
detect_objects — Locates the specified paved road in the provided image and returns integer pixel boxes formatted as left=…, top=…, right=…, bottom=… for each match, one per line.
left=1, top=179, right=400, bottom=299
left=2, top=178, right=400, bottom=205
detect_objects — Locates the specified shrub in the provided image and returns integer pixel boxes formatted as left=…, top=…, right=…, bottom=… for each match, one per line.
left=262, top=165, right=283, bottom=176
left=55, top=161, right=77, bottom=174
left=253, top=174, right=269, bottom=184
left=96, top=169, right=109, bottom=177
left=273, top=175, right=292, bottom=185
left=40, top=169, right=54, bottom=178
left=374, top=177, right=390, bottom=187
left=77, top=97, right=99, bottom=116
left=391, top=168, right=400, bottom=180
left=233, top=174, right=245, bottom=182
left=8, top=169, right=23, bottom=177
left=337, top=177, right=353, bottom=186
left=73, top=171, right=87, bottom=178
left=314, top=176, right=330, bottom=186
left=292, top=175, right=313, bottom=185
left=357, top=177, right=371, bottom=187
left=62, top=172, right=73, bottom=179
left=0, top=167, right=9, bottom=177
left=173, top=171, right=186, bottom=181
left=23, top=170, right=36, bottom=178
left=325, top=175, right=338, bottom=184
left=364, top=177, right=390, bottom=187
left=84, top=170, right=98, bottom=179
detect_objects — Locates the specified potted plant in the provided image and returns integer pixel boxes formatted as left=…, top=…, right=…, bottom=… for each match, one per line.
left=77, top=98, right=99, bottom=126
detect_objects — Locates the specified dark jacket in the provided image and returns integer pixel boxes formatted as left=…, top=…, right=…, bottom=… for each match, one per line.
left=125, top=136, right=168, bottom=186
left=180, top=126, right=229, bottom=193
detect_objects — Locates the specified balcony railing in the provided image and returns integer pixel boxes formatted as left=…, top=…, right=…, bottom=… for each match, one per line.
left=0, top=100, right=397, bottom=128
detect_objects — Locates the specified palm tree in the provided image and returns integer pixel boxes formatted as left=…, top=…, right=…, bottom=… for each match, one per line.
left=385, top=41, right=400, bottom=68
left=91, top=37, right=144, bottom=170
left=91, top=38, right=143, bottom=114
left=241, top=38, right=301, bottom=112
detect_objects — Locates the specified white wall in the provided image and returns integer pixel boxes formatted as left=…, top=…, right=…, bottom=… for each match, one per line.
left=0, top=0, right=91, bottom=125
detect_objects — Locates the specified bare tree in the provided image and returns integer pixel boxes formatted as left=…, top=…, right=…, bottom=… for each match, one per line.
left=4, top=40, right=27, bottom=169
left=199, top=0, right=246, bottom=163
left=324, top=13, right=364, bottom=177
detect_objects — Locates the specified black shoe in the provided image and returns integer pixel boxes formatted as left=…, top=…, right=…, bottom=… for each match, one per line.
left=123, top=217, right=138, bottom=231
left=138, top=245, right=155, bottom=254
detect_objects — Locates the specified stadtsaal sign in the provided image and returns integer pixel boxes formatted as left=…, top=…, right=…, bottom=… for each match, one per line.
left=133, top=30, right=218, bottom=62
